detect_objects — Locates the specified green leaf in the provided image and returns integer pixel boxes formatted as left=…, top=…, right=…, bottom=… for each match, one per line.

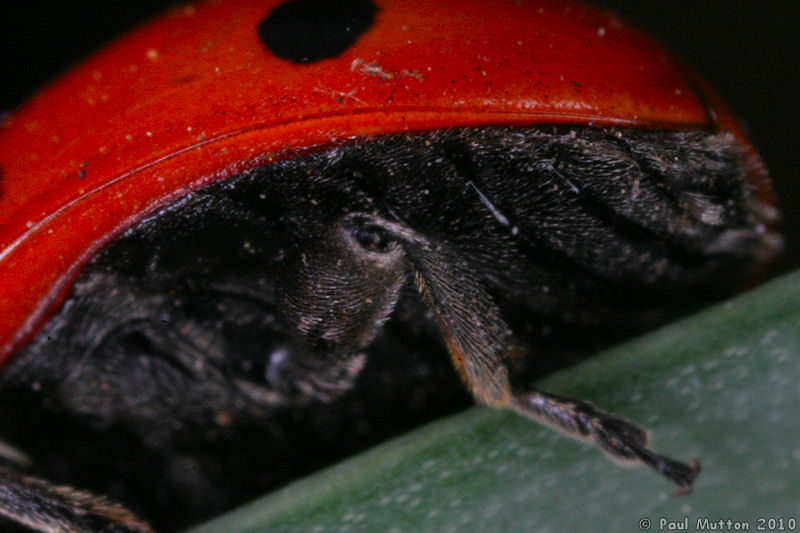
left=189, top=271, right=800, bottom=533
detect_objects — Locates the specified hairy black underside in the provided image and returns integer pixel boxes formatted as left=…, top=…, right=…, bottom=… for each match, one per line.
left=0, top=126, right=773, bottom=531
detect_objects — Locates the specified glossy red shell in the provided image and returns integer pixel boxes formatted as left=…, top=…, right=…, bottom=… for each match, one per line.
left=0, top=0, right=765, bottom=364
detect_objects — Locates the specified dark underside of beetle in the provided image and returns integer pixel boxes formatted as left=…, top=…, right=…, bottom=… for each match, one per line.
left=0, top=126, right=776, bottom=531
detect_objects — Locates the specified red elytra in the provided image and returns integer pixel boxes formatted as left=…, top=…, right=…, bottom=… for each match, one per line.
left=0, top=0, right=769, bottom=365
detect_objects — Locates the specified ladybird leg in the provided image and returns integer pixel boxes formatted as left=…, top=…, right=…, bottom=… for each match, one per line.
left=239, top=348, right=368, bottom=406
left=353, top=214, right=700, bottom=491
left=265, top=212, right=409, bottom=405
left=511, top=390, right=701, bottom=492
left=91, top=307, right=367, bottom=409
left=0, top=468, right=152, bottom=533
left=341, top=213, right=516, bottom=407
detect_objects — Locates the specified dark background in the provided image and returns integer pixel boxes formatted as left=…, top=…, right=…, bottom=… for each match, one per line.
left=1, top=1, right=798, bottom=273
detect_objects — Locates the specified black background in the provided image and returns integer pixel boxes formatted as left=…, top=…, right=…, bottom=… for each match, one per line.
left=1, top=1, right=797, bottom=274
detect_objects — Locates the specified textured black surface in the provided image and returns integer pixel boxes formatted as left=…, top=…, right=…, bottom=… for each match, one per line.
left=0, top=126, right=775, bottom=531
left=258, top=0, right=376, bottom=63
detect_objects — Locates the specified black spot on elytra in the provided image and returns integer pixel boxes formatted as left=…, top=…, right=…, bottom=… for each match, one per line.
left=258, top=0, right=376, bottom=64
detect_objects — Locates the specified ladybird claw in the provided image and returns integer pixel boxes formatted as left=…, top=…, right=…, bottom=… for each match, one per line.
left=512, top=389, right=701, bottom=491
left=673, top=459, right=702, bottom=496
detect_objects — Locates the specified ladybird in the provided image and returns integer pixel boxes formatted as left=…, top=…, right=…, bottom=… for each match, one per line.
left=0, top=0, right=780, bottom=531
